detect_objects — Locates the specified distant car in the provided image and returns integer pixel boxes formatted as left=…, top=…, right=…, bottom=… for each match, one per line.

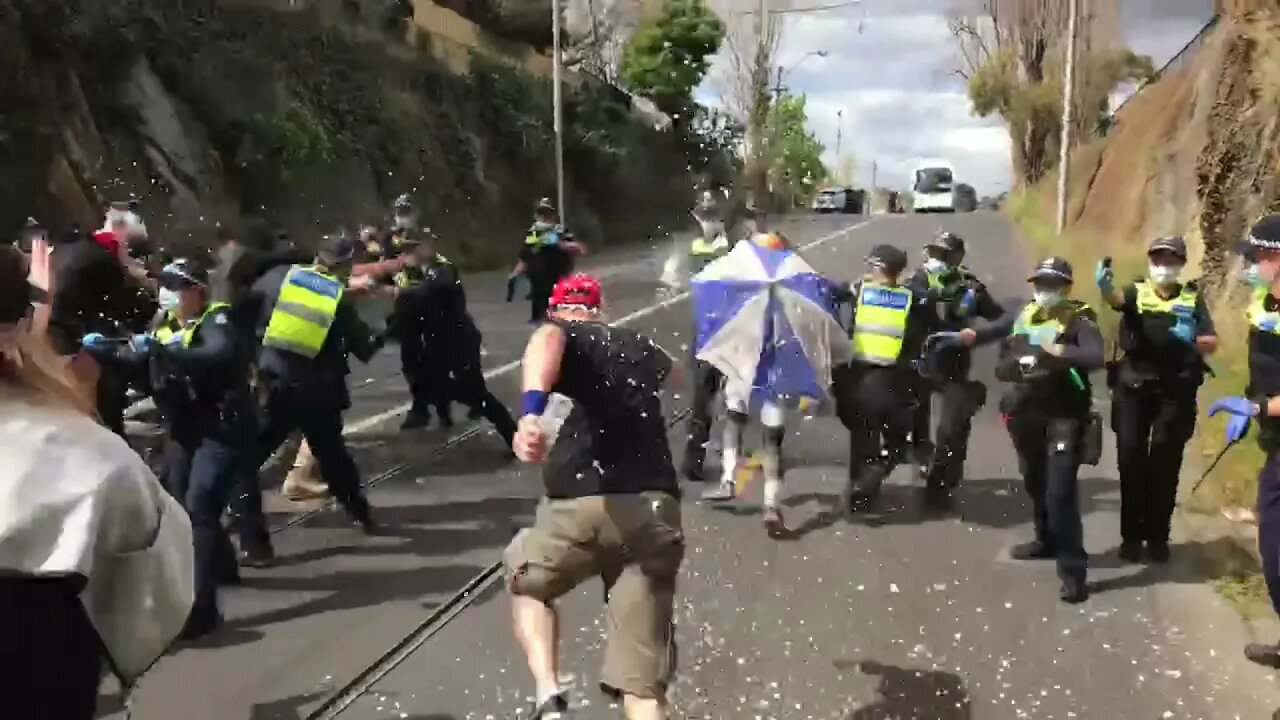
left=953, top=183, right=977, bottom=212
left=812, top=187, right=862, bottom=214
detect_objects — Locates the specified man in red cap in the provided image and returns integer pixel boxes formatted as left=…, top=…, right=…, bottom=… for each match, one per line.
left=505, top=272, right=684, bottom=719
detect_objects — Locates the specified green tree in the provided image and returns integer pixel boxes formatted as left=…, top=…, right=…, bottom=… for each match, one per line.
left=619, top=0, right=725, bottom=123
left=770, top=93, right=828, bottom=205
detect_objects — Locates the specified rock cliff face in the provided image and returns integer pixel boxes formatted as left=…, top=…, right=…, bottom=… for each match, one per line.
left=1060, top=2, right=1280, bottom=286
left=0, top=0, right=695, bottom=267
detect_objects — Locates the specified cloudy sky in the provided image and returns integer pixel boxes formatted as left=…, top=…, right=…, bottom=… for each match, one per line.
left=694, top=0, right=1216, bottom=196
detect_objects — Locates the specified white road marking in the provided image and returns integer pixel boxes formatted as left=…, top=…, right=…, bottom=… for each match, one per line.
left=342, top=217, right=878, bottom=434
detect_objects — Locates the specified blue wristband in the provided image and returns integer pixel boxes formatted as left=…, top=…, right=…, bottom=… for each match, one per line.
left=521, top=390, right=550, bottom=416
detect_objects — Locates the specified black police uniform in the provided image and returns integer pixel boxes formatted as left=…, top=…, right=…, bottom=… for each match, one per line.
left=393, top=260, right=451, bottom=428
left=1235, top=219, right=1280, bottom=667
left=112, top=261, right=255, bottom=638
left=907, top=259, right=1009, bottom=496
left=395, top=253, right=517, bottom=444
left=522, top=225, right=575, bottom=322
left=832, top=244, right=939, bottom=509
left=1109, top=248, right=1214, bottom=561
left=995, top=258, right=1104, bottom=603
left=240, top=241, right=383, bottom=535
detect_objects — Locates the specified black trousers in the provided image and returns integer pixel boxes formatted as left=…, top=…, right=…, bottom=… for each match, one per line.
left=401, top=331, right=452, bottom=421
left=1007, top=415, right=1088, bottom=584
left=1112, top=382, right=1197, bottom=547
left=682, top=359, right=724, bottom=473
left=913, top=376, right=987, bottom=490
left=0, top=577, right=103, bottom=720
left=834, top=364, right=915, bottom=500
left=448, top=346, right=517, bottom=446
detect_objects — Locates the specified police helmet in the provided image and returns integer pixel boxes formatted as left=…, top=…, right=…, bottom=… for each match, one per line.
left=1148, top=235, right=1188, bottom=259
left=534, top=197, right=556, bottom=214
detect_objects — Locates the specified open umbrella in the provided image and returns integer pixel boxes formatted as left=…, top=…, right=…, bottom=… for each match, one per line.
left=692, top=239, right=851, bottom=411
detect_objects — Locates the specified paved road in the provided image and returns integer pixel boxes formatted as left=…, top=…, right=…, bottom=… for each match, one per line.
left=103, top=213, right=1280, bottom=720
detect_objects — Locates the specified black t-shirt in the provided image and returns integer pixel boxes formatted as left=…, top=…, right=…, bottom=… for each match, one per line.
left=1249, top=292, right=1280, bottom=450
left=1117, top=281, right=1215, bottom=386
left=542, top=320, right=679, bottom=499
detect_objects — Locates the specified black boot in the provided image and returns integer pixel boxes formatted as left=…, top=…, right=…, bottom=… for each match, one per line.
left=1010, top=540, right=1055, bottom=560
left=1059, top=576, right=1089, bottom=604
left=1245, top=642, right=1280, bottom=668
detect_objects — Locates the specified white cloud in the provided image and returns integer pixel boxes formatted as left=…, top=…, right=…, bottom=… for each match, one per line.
left=694, top=0, right=1212, bottom=197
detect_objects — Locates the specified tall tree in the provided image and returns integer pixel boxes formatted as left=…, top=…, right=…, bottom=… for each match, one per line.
left=770, top=93, right=827, bottom=206
left=948, top=0, right=1151, bottom=186
left=620, top=0, right=725, bottom=123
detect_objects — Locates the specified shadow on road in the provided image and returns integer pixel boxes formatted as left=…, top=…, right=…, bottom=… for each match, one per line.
left=833, top=659, right=972, bottom=719
left=188, top=497, right=535, bottom=646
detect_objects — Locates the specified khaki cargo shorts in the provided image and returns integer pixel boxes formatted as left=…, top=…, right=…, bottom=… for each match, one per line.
left=504, top=491, right=685, bottom=699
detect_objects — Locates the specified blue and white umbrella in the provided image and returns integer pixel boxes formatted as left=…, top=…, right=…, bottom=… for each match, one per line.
left=692, top=239, right=852, bottom=410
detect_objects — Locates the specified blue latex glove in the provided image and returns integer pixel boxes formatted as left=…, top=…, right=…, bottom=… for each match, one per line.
left=1169, top=318, right=1195, bottom=344
left=1094, top=260, right=1114, bottom=292
left=1260, top=315, right=1280, bottom=333
left=1208, top=396, right=1258, bottom=443
left=131, top=334, right=156, bottom=354
left=958, top=288, right=977, bottom=315
left=80, top=332, right=108, bottom=350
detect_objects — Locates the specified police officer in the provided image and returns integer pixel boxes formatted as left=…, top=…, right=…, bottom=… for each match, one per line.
left=395, top=232, right=517, bottom=443
left=832, top=244, right=938, bottom=512
left=1096, top=236, right=1218, bottom=563
left=243, top=233, right=383, bottom=534
left=1206, top=217, right=1280, bottom=667
left=140, top=259, right=253, bottom=638
left=392, top=231, right=451, bottom=430
left=681, top=193, right=734, bottom=483
left=520, top=199, right=583, bottom=322
left=996, top=257, right=1104, bottom=604
left=909, top=231, right=1010, bottom=505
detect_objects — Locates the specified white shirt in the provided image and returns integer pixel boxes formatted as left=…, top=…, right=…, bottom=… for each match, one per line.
left=0, top=399, right=193, bottom=685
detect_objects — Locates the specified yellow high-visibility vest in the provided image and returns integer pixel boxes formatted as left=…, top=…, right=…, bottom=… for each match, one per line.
left=852, top=282, right=912, bottom=366
left=262, top=266, right=344, bottom=359
left=394, top=255, right=451, bottom=288
left=1135, top=280, right=1198, bottom=317
left=154, top=303, right=230, bottom=347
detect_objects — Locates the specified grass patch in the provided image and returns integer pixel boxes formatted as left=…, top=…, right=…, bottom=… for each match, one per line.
left=1005, top=187, right=1266, bottom=513
left=1215, top=563, right=1272, bottom=619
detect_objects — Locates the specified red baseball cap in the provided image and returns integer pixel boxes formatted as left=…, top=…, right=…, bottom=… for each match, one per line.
left=91, top=230, right=121, bottom=258
left=549, top=273, right=602, bottom=310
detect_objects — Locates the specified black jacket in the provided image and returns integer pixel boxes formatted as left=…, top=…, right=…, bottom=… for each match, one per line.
left=48, top=238, right=155, bottom=354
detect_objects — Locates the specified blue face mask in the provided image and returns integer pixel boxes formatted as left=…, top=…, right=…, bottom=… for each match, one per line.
left=158, top=287, right=181, bottom=313
left=924, top=258, right=948, bottom=275
left=1245, top=264, right=1265, bottom=288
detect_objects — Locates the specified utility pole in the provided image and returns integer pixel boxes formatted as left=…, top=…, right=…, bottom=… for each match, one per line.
left=1055, top=0, right=1079, bottom=235
left=552, top=0, right=566, bottom=222
left=872, top=160, right=878, bottom=188
left=835, top=109, right=843, bottom=159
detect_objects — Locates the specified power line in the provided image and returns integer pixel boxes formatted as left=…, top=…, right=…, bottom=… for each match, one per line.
left=741, top=0, right=863, bottom=16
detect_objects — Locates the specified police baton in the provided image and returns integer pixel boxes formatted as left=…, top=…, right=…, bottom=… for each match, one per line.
left=1189, top=440, right=1239, bottom=496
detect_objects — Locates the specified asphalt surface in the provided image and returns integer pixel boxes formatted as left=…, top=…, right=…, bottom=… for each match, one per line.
left=100, top=213, right=1280, bottom=720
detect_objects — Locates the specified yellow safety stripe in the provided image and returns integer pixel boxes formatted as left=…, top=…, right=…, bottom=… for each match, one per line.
left=262, top=266, right=343, bottom=359
left=1247, top=293, right=1280, bottom=335
left=852, top=283, right=911, bottom=366
left=1135, top=281, right=1197, bottom=316
left=690, top=237, right=728, bottom=256
left=1011, top=302, right=1066, bottom=338
left=154, top=303, right=230, bottom=347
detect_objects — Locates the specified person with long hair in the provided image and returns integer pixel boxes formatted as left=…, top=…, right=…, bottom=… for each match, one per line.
left=0, top=243, right=194, bottom=718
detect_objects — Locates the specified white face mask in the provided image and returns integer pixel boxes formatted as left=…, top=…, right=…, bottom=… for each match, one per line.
left=923, top=257, right=948, bottom=275
left=533, top=220, right=554, bottom=233
left=701, top=221, right=725, bottom=239
left=1148, top=264, right=1181, bottom=285
left=1033, top=290, right=1064, bottom=308
left=157, top=288, right=181, bottom=313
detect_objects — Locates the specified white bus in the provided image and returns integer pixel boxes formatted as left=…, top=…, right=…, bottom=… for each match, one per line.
left=910, top=160, right=956, bottom=213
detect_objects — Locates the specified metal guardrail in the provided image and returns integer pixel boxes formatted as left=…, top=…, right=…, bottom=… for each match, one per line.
left=1110, top=14, right=1220, bottom=121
